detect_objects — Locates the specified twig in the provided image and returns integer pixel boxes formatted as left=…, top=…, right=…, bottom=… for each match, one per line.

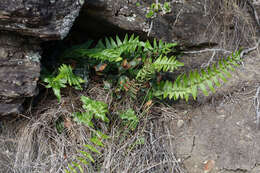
left=254, top=86, right=260, bottom=129
left=240, top=38, right=260, bottom=58
left=147, top=20, right=153, bottom=37
left=183, top=48, right=232, bottom=54
left=173, top=8, right=183, bottom=26
left=201, top=51, right=216, bottom=68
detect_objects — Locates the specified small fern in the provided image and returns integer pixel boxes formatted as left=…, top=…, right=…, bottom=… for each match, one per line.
left=73, top=96, right=109, bottom=124
left=65, top=130, right=109, bottom=173
left=119, top=109, right=139, bottom=131
left=66, top=97, right=109, bottom=173
left=43, top=64, right=85, bottom=102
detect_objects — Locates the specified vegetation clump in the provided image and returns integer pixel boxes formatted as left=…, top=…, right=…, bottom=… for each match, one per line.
left=42, top=34, right=241, bottom=172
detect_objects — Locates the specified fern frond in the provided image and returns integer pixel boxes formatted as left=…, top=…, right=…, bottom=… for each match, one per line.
left=136, top=63, right=155, bottom=82
left=79, top=48, right=123, bottom=62
left=65, top=130, right=107, bottom=173
left=57, top=64, right=85, bottom=89
left=153, top=55, right=184, bottom=72
left=74, top=34, right=142, bottom=62
left=154, top=52, right=241, bottom=101
left=143, top=38, right=178, bottom=55
left=80, top=96, right=109, bottom=123
left=136, top=55, right=183, bottom=81
left=43, top=64, right=84, bottom=102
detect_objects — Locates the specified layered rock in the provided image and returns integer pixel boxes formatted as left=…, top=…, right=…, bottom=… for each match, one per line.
left=0, top=0, right=84, bottom=40
left=0, top=0, right=84, bottom=115
left=0, top=32, right=41, bottom=115
left=81, top=0, right=259, bottom=47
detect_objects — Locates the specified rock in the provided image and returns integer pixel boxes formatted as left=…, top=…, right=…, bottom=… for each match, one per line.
left=80, top=0, right=259, bottom=46
left=177, top=119, right=184, bottom=128
left=0, top=0, right=84, bottom=40
left=204, top=160, right=215, bottom=173
left=0, top=0, right=84, bottom=115
left=0, top=32, right=41, bottom=115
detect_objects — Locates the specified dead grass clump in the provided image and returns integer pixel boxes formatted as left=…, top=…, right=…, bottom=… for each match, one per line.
left=0, top=83, right=186, bottom=173
left=207, top=0, right=259, bottom=49
left=100, top=110, right=185, bottom=173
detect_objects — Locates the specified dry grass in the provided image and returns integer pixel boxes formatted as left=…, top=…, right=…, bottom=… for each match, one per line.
left=0, top=83, right=185, bottom=173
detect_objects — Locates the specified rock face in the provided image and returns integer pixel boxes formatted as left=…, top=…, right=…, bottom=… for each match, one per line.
left=0, top=0, right=84, bottom=40
left=0, top=32, right=41, bottom=115
left=81, top=0, right=259, bottom=47
left=0, top=0, right=84, bottom=115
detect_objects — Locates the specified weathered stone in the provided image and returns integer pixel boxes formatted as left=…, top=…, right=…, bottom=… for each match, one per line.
left=0, top=0, right=84, bottom=115
left=0, top=0, right=84, bottom=40
left=0, top=32, right=41, bottom=115
left=81, top=0, right=259, bottom=47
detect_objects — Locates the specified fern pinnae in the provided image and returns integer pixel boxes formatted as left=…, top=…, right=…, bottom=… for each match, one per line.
left=154, top=55, right=184, bottom=72
left=155, top=53, right=241, bottom=100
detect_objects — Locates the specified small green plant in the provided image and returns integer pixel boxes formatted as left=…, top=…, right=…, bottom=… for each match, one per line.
left=62, top=34, right=241, bottom=102
left=146, top=1, right=172, bottom=18
left=65, top=96, right=109, bottom=173
left=43, top=64, right=85, bottom=102
left=119, top=109, right=139, bottom=131
left=73, top=96, right=109, bottom=127
left=65, top=130, right=109, bottom=173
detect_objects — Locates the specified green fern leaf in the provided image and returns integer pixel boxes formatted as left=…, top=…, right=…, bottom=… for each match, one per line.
left=81, top=96, right=109, bottom=123
left=68, top=164, right=77, bottom=173
left=77, top=157, right=89, bottom=165
left=105, top=37, right=112, bottom=48
left=96, top=40, right=105, bottom=49
left=116, top=35, right=123, bottom=46
left=95, top=130, right=109, bottom=140
left=73, top=112, right=94, bottom=128
left=90, top=136, right=104, bottom=147
left=154, top=55, right=184, bottom=72
left=43, top=64, right=84, bottom=102
left=155, top=51, right=241, bottom=100
left=58, top=64, right=84, bottom=89
left=79, top=150, right=95, bottom=163
left=84, top=144, right=101, bottom=154
left=72, top=162, right=84, bottom=173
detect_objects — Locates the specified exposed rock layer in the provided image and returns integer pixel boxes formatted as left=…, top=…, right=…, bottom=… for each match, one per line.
left=0, top=0, right=83, bottom=40
left=82, top=0, right=259, bottom=46
left=0, top=32, right=41, bottom=115
left=0, top=0, right=84, bottom=115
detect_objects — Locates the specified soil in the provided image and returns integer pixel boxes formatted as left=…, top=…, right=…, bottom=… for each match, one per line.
left=169, top=49, right=260, bottom=173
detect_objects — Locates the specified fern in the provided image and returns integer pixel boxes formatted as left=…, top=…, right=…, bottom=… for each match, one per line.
left=119, top=109, right=139, bottom=130
left=154, top=51, right=241, bottom=101
left=43, top=64, right=85, bottom=102
left=65, top=130, right=109, bottom=173
left=73, top=96, right=109, bottom=124
left=142, top=39, right=177, bottom=55
left=66, top=34, right=142, bottom=62
left=66, top=97, right=110, bottom=173
left=57, top=34, right=242, bottom=103
left=136, top=55, right=183, bottom=81
left=153, top=55, right=184, bottom=72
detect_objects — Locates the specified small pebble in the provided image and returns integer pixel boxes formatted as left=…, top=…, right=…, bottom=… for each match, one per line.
left=177, top=119, right=184, bottom=128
